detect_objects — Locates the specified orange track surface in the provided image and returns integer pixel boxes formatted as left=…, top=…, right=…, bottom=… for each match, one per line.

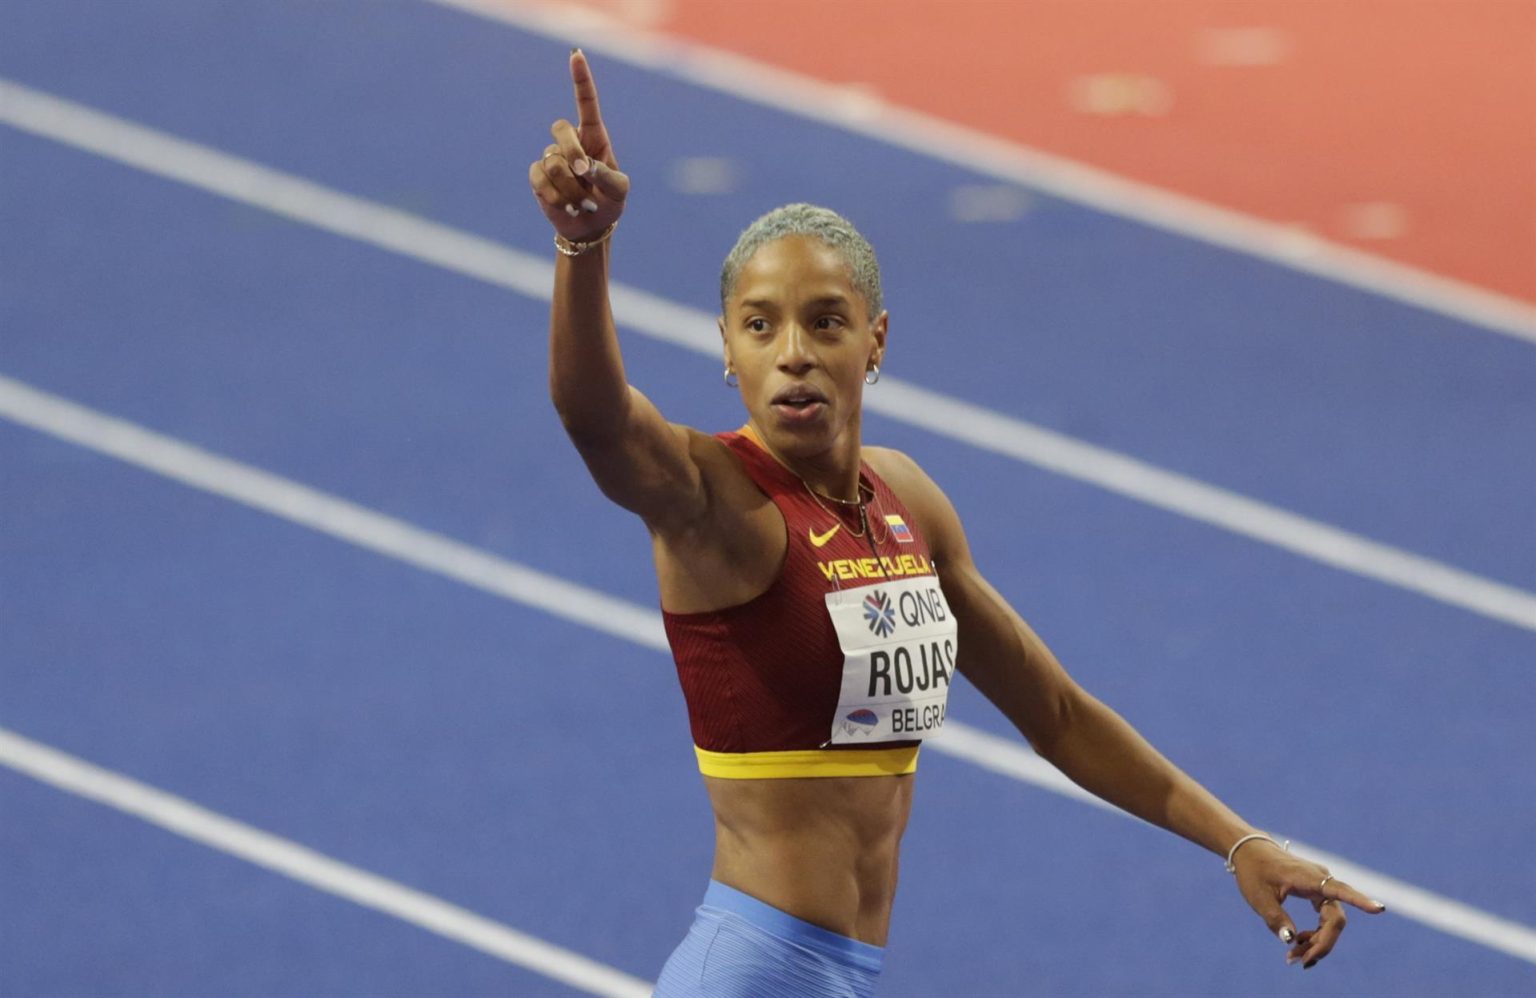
left=564, top=0, right=1536, bottom=303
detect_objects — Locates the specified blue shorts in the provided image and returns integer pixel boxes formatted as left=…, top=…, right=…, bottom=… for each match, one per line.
left=654, top=881, right=885, bottom=997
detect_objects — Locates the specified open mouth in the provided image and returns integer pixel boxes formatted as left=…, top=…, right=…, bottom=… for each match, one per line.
left=770, top=384, right=829, bottom=423
left=771, top=384, right=828, bottom=409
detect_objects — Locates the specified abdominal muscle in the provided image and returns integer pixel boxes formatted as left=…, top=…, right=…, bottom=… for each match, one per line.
left=704, top=772, right=914, bottom=946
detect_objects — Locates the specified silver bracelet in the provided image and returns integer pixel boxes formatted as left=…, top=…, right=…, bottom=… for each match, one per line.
left=553, top=221, right=617, bottom=258
left=1224, top=832, right=1290, bottom=873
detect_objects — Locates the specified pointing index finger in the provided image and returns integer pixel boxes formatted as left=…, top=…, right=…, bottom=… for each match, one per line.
left=1319, top=876, right=1387, bottom=915
left=570, top=48, right=604, bottom=132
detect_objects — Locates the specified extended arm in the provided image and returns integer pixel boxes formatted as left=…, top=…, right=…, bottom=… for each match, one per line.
left=944, top=560, right=1255, bottom=854
left=530, top=51, right=706, bottom=529
left=884, top=451, right=1384, bottom=968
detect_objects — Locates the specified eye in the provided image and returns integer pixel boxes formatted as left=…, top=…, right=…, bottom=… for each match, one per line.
left=814, top=315, right=845, bottom=331
left=745, top=317, right=769, bottom=333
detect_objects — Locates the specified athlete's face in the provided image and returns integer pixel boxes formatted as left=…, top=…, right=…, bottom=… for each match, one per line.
left=720, top=236, right=887, bottom=462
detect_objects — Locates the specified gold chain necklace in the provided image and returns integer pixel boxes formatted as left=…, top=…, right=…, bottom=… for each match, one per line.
left=800, top=478, right=889, bottom=545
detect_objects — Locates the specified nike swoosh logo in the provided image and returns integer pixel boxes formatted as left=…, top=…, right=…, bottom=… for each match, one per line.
left=809, top=524, right=841, bottom=548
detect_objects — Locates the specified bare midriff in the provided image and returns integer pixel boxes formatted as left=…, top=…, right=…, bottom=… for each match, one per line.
left=704, top=773, right=914, bottom=946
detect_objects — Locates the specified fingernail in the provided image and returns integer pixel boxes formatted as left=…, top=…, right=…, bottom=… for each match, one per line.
left=572, top=158, right=589, bottom=177
left=563, top=203, right=580, bottom=217
left=1303, top=960, right=1316, bottom=970
left=580, top=198, right=599, bottom=213
left=571, top=46, right=580, bottom=55
left=1278, top=927, right=1294, bottom=944
left=1373, top=899, right=1387, bottom=910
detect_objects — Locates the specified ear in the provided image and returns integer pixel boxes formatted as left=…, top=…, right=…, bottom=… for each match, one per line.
left=718, top=315, right=734, bottom=370
left=869, top=309, right=889, bottom=369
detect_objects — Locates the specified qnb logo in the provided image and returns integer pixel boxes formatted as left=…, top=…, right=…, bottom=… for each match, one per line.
left=842, top=709, right=879, bottom=737
left=863, top=590, right=896, bottom=637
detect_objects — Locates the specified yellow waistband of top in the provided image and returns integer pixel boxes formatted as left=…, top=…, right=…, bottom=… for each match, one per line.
left=695, top=745, right=920, bottom=779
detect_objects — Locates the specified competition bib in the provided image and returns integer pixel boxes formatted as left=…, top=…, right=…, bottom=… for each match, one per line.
left=824, top=576, right=958, bottom=745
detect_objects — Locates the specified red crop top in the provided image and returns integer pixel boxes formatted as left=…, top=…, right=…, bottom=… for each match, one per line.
left=662, top=427, right=958, bottom=779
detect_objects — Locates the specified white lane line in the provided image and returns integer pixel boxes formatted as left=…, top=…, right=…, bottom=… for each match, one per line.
left=3, top=374, right=1535, bottom=966
left=2, top=80, right=1534, bottom=636
left=873, top=380, right=1536, bottom=635
left=936, top=725, right=1536, bottom=965
left=425, top=0, right=1536, bottom=346
left=0, top=375, right=666, bottom=653
left=0, top=727, right=653, bottom=998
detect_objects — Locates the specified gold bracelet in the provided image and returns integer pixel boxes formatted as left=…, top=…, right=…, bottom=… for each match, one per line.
left=554, top=221, right=617, bottom=258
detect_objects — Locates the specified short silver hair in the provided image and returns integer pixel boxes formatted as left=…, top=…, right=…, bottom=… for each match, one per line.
left=719, top=203, right=883, bottom=317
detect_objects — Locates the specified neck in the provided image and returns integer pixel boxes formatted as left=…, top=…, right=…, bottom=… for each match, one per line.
left=743, top=421, right=863, bottom=502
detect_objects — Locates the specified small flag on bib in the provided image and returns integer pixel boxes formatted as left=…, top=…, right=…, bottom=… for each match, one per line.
left=885, top=514, right=914, bottom=543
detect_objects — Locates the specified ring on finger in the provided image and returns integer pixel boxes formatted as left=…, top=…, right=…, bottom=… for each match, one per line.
left=1319, top=874, right=1336, bottom=893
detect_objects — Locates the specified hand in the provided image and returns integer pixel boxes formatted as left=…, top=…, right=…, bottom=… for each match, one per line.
left=528, top=49, right=630, bottom=242
left=1231, top=838, right=1387, bottom=970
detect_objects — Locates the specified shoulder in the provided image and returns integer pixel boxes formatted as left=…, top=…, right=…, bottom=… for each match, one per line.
left=863, top=445, right=971, bottom=567
left=654, top=424, right=775, bottom=535
left=862, top=445, right=921, bottom=495
left=676, top=424, right=736, bottom=470
left=681, top=426, right=768, bottom=503
left=863, top=445, right=936, bottom=505
left=649, top=426, right=787, bottom=611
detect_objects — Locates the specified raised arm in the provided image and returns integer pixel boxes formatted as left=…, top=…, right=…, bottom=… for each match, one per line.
left=529, top=50, right=707, bottom=530
left=878, top=449, right=1384, bottom=970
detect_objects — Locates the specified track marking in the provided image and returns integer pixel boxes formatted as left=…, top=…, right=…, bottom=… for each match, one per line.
left=2, top=374, right=1534, bottom=966
left=1196, top=27, right=1292, bottom=68
left=2, top=81, right=1533, bottom=635
left=936, top=724, right=1536, bottom=965
left=0, top=727, right=653, bottom=998
left=424, top=0, right=1536, bottom=345
left=0, top=374, right=664, bottom=652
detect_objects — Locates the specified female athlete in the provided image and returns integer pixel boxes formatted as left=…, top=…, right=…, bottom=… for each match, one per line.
left=528, top=50, right=1384, bottom=996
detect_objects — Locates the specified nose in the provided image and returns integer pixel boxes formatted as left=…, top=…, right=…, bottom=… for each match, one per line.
left=776, top=323, right=815, bottom=375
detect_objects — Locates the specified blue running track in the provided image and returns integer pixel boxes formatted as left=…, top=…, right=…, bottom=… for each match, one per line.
left=3, top=2, right=1534, bottom=995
